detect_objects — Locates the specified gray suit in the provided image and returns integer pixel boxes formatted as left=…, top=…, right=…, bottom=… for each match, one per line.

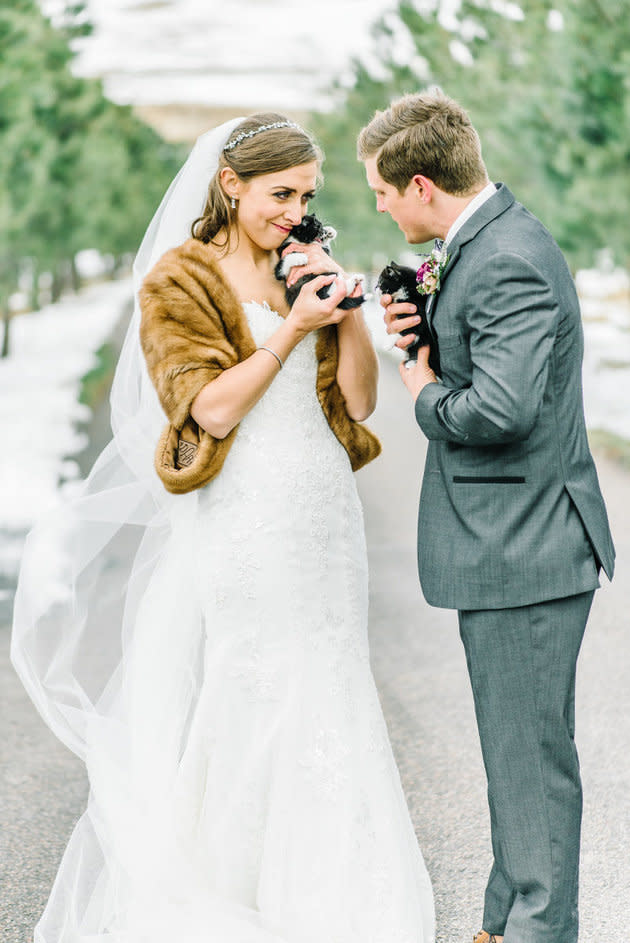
left=414, top=185, right=614, bottom=941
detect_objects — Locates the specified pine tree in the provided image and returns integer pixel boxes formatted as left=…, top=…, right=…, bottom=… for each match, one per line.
left=309, top=0, right=630, bottom=271
left=0, top=0, right=182, bottom=354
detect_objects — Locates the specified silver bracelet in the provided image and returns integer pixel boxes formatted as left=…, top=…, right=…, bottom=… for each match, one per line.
left=258, top=346, right=284, bottom=370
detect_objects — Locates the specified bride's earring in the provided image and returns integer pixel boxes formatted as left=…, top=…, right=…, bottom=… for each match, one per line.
left=231, top=196, right=236, bottom=210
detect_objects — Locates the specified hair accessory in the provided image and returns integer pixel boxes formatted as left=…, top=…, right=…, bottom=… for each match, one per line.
left=224, top=121, right=301, bottom=152
left=230, top=196, right=236, bottom=209
left=258, top=346, right=284, bottom=369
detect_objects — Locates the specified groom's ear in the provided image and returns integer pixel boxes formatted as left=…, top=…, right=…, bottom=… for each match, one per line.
left=411, top=174, right=432, bottom=204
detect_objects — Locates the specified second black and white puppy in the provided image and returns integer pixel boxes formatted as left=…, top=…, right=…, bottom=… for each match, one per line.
left=376, top=261, right=440, bottom=374
left=274, top=214, right=367, bottom=309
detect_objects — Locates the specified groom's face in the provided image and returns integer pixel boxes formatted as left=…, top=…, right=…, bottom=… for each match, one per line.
left=364, top=157, right=433, bottom=245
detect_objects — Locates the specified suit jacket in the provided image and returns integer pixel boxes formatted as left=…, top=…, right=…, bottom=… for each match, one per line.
left=414, top=184, right=615, bottom=610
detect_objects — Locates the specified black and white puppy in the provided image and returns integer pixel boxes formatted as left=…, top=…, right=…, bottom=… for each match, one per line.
left=376, top=261, right=439, bottom=374
left=275, top=214, right=367, bottom=309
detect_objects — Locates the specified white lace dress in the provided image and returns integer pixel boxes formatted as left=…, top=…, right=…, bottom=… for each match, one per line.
left=37, top=301, right=434, bottom=943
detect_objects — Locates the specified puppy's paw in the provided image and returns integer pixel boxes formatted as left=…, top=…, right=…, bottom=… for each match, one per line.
left=344, top=273, right=366, bottom=294
left=390, top=286, right=413, bottom=302
left=277, top=252, right=309, bottom=278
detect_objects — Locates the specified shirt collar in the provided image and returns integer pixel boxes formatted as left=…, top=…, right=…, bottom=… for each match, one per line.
left=444, top=181, right=496, bottom=247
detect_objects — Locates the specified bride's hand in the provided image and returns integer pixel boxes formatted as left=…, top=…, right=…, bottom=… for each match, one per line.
left=282, top=242, right=343, bottom=287
left=287, top=274, right=350, bottom=334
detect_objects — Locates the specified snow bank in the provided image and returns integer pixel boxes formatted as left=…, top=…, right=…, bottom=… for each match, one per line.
left=576, top=267, right=630, bottom=301
left=0, top=279, right=132, bottom=533
left=581, top=299, right=630, bottom=441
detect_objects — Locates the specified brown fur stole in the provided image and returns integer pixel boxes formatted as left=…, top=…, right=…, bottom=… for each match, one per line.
left=139, top=238, right=381, bottom=494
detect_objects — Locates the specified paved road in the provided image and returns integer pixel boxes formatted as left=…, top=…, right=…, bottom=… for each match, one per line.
left=1, top=354, right=628, bottom=941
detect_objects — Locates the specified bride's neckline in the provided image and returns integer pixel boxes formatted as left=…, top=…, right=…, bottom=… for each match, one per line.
left=199, top=244, right=288, bottom=320
left=243, top=299, right=284, bottom=319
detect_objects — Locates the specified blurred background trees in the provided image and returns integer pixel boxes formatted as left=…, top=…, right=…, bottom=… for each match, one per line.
left=310, top=0, right=630, bottom=272
left=0, top=0, right=182, bottom=355
left=1, top=0, right=629, bottom=350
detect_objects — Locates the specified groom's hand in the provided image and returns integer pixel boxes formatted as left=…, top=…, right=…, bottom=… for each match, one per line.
left=381, top=293, right=422, bottom=351
left=398, top=344, right=437, bottom=399
left=381, top=293, right=437, bottom=397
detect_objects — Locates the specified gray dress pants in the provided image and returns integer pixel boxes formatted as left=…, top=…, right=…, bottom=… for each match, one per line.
left=458, top=590, right=595, bottom=943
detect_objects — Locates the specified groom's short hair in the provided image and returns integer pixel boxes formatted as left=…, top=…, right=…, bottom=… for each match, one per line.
left=357, top=88, right=488, bottom=196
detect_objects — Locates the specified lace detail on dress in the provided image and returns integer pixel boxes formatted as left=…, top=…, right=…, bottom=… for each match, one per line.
left=40, top=300, right=434, bottom=943
left=180, top=303, right=434, bottom=941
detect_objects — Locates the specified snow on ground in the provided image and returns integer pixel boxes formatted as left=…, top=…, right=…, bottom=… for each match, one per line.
left=581, top=298, right=630, bottom=440
left=0, top=278, right=132, bottom=578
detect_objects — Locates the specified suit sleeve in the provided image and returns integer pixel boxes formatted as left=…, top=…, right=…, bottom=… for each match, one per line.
left=415, top=251, right=558, bottom=445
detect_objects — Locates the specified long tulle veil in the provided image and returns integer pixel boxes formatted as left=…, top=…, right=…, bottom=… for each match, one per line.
left=10, top=117, right=245, bottom=941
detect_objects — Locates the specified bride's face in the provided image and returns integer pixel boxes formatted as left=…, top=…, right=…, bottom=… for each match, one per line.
left=235, top=162, right=318, bottom=251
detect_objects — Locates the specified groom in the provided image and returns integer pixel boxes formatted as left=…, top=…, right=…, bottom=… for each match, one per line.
left=358, top=90, right=615, bottom=942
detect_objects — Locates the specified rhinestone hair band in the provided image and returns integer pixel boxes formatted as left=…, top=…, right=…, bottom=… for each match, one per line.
left=223, top=120, right=302, bottom=152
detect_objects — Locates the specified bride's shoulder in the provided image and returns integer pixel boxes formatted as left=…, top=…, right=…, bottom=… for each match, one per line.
left=139, top=238, right=243, bottom=337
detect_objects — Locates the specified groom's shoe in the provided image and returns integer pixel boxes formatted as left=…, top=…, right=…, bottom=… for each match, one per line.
left=473, top=932, right=504, bottom=943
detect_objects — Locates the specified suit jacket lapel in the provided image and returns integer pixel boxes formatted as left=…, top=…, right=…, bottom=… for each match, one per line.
left=426, top=183, right=515, bottom=331
left=425, top=243, right=459, bottom=335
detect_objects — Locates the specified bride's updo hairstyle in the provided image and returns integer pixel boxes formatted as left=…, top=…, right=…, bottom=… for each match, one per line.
left=192, top=112, right=322, bottom=247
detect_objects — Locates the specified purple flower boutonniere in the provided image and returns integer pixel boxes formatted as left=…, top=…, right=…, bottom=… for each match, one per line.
left=416, top=245, right=449, bottom=296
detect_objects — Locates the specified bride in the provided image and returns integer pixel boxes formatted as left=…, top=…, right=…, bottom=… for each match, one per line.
left=11, top=113, right=434, bottom=942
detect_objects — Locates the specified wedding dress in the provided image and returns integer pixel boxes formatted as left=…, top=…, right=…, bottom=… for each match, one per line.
left=12, top=120, right=434, bottom=943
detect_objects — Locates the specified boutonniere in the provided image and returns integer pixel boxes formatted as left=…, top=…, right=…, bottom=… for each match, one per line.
left=416, top=244, right=449, bottom=296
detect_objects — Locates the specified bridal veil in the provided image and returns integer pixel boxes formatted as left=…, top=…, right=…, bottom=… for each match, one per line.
left=10, top=118, right=254, bottom=941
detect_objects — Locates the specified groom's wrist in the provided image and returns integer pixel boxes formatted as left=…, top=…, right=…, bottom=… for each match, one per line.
left=414, top=380, right=447, bottom=436
left=406, top=368, right=437, bottom=399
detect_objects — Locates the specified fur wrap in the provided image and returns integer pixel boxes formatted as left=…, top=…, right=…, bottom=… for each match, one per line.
left=139, top=238, right=381, bottom=494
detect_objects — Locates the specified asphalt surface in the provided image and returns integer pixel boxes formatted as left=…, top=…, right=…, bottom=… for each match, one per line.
left=1, top=353, right=628, bottom=942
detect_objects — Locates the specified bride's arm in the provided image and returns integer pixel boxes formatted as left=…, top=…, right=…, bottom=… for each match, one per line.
left=191, top=275, right=349, bottom=439
left=191, top=317, right=300, bottom=439
left=335, top=306, right=379, bottom=422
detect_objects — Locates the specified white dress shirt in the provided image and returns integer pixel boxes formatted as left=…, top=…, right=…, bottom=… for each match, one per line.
left=424, top=182, right=496, bottom=319
left=444, top=180, right=496, bottom=247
